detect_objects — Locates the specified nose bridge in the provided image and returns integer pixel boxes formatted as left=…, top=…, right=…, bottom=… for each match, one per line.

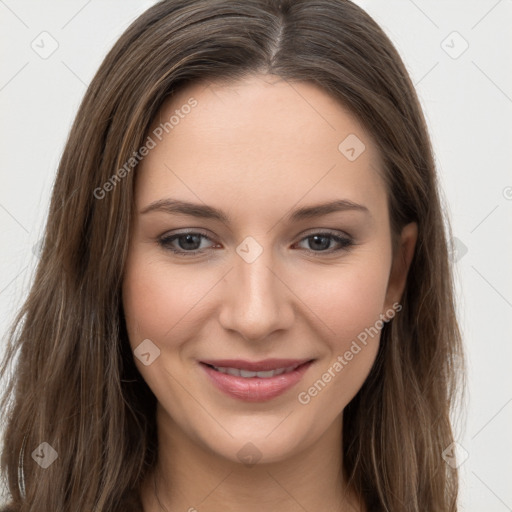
left=219, top=236, right=293, bottom=341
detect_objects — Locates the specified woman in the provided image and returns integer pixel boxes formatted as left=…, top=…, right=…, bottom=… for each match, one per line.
left=0, top=0, right=464, bottom=510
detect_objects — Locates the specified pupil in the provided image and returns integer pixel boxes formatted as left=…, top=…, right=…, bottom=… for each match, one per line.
left=180, top=234, right=200, bottom=250
left=310, top=235, right=330, bottom=251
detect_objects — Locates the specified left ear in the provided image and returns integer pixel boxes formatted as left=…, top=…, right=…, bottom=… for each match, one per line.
left=383, top=222, right=418, bottom=312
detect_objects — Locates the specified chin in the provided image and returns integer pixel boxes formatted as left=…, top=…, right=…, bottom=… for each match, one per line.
left=190, top=414, right=322, bottom=467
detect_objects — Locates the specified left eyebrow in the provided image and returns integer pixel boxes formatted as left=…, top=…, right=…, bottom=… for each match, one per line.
left=285, top=199, right=371, bottom=222
left=139, top=198, right=371, bottom=223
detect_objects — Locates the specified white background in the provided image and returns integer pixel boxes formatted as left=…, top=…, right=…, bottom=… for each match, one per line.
left=1, top=1, right=511, bottom=510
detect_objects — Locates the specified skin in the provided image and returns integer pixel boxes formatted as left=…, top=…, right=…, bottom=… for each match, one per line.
left=122, top=74, right=417, bottom=512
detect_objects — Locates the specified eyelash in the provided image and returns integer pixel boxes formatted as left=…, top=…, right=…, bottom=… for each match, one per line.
left=157, top=230, right=354, bottom=257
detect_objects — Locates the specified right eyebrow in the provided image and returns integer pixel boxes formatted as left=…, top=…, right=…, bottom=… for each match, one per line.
left=140, top=198, right=230, bottom=223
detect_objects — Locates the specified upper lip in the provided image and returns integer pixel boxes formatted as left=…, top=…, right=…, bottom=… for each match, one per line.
left=200, top=359, right=313, bottom=372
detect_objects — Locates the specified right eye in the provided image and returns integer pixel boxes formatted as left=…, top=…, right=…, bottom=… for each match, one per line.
left=158, top=231, right=217, bottom=256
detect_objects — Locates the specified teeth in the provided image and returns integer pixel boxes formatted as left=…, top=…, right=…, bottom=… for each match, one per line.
left=212, top=364, right=300, bottom=378
left=240, top=370, right=258, bottom=378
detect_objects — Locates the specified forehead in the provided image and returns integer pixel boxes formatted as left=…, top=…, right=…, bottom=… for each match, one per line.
left=136, top=74, right=387, bottom=219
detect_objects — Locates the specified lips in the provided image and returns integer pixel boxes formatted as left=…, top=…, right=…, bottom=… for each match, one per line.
left=208, top=364, right=300, bottom=378
left=200, top=358, right=311, bottom=372
left=199, top=358, right=314, bottom=402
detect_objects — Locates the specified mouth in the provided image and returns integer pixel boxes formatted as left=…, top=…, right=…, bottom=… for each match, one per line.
left=199, top=359, right=314, bottom=402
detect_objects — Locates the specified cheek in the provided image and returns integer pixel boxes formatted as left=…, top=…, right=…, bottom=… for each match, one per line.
left=295, top=255, right=391, bottom=341
left=122, top=253, right=215, bottom=348
left=292, top=255, right=390, bottom=409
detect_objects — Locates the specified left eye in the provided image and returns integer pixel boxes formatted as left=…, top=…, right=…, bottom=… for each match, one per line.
left=158, top=231, right=353, bottom=256
left=295, top=233, right=353, bottom=252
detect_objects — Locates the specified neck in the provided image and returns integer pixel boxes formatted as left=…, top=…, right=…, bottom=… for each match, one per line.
left=139, top=405, right=362, bottom=512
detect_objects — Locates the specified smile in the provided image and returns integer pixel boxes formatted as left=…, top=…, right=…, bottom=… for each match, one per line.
left=199, top=359, right=314, bottom=402
left=209, top=363, right=302, bottom=378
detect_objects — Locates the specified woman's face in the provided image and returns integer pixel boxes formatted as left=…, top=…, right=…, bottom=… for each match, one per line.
left=122, top=74, right=416, bottom=465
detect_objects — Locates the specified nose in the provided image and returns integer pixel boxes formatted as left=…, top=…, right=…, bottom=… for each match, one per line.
left=218, top=245, right=295, bottom=342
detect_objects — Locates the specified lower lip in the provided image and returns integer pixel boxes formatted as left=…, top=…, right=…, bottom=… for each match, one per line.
left=200, top=361, right=313, bottom=402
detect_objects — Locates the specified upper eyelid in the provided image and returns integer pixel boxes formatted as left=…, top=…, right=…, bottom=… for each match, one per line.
left=160, top=228, right=352, bottom=241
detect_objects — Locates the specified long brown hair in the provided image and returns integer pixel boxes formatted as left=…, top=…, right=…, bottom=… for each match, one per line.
left=0, top=1, right=464, bottom=510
